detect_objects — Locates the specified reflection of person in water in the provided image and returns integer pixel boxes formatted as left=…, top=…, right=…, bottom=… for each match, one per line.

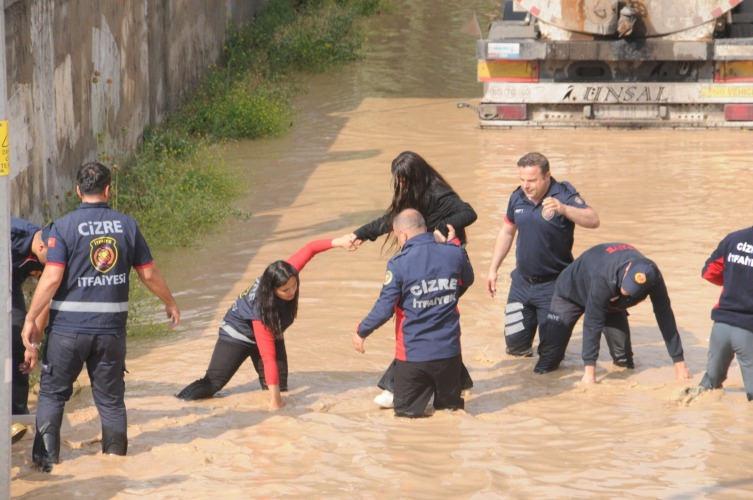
left=177, top=236, right=351, bottom=409
left=346, top=151, right=477, bottom=408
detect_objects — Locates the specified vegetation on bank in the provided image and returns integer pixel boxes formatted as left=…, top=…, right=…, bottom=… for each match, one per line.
left=108, top=0, right=383, bottom=337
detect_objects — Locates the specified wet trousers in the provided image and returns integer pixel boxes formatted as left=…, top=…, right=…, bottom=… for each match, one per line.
left=535, top=294, right=633, bottom=373
left=378, top=357, right=473, bottom=393
left=394, top=355, right=464, bottom=418
left=176, top=334, right=288, bottom=400
left=503, top=274, right=556, bottom=356
left=34, top=331, right=127, bottom=466
left=700, top=322, right=753, bottom=401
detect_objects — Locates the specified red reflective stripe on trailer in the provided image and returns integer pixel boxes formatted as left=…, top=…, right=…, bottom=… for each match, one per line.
left=711, top=7, right=723, bottom=18
left=530, top=6, right=540, bottom=17
left=394, top=306, right=406, bottom=361
left=497, top=104, right=527, bottom=120
left=725, top=104, right=753, bottom=121
left=729, top=0, right=742, bottom=7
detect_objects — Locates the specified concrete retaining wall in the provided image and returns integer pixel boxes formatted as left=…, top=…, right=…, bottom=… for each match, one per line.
left=6, top=0, right=265, bottom=220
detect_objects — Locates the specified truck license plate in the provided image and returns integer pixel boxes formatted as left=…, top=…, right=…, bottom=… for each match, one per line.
left=593, top=105, right=660, bottom=119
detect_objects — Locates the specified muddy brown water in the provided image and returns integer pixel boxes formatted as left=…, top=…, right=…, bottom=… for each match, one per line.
left=11, top=1, right=753, bottom=497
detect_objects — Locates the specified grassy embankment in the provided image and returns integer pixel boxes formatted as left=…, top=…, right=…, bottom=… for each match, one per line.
left=115, top=0, right=384, bottom=338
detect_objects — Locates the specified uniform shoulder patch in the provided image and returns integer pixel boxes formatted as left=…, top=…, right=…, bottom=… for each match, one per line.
left=634, top=272, right=646, bottom=285
left=384, top=270, right=393, bottom=285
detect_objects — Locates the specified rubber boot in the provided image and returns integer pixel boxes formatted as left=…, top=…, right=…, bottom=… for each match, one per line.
left=32, top=430, right=60, bottom=473
left=102, top=427, right=128, bottom=456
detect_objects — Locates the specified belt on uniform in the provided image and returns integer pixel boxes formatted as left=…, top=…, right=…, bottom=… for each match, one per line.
left=520, top=273, right=558, bottom=284
left=50, top=300, right=129, bottom=313
left=220, top=321, right=255, bottom=345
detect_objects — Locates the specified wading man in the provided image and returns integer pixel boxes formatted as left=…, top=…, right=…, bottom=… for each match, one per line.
left=695, top=226, right=753, bottom=400
left=486, top=153, right=621, bottom=360
left=21, top=161, right=180, bottom=471
left=534, top=242, right=691, bottom=383
left=353, top=209, right=474, bottom=417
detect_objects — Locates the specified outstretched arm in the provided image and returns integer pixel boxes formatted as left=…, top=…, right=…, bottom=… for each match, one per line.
left=353, top=213, right=391, bottom=243
left=285, top=236, right=351, bottom=272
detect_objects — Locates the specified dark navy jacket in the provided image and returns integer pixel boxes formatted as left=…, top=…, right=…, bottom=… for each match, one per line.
left=354, top=185, right=477, bottom=245
left=554, top=243, right=684, bottom=364
left=220, top=278, right=294, bottom=346
left=11, top=217, right=44, bottom=326
left=46, top=202, right=153, bottom=335
left=506, top=178, right=587, bottom=279
left=702, top=226, right=753, bottom=332
left=357, top=232, right=474, bottom=362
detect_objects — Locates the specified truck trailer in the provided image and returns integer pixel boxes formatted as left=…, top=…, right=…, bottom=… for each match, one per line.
left=477, top=0, right=753, bottom=127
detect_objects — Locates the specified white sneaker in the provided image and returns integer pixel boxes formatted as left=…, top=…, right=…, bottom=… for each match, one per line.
left=373, top=390, right=394, bottom=409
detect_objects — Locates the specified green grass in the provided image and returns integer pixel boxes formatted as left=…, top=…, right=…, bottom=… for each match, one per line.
left=102, top=0, right=384, bottom=338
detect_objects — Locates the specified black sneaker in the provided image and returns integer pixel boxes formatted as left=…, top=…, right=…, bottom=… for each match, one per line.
left=613, top=359, right=635, bottom=369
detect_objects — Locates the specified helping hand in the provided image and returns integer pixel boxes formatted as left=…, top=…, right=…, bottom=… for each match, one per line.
left=346, top=233, right=363, bottom=252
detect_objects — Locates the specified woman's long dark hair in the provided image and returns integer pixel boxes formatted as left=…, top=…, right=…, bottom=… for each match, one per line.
left=387, top=151, right=453, bottom=220
left=382, top=151, right=454, bottom=250
left=256, top=260, right=299, bottom=338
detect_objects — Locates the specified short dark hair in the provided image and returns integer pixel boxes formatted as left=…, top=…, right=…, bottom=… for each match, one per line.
left=517, top=152, right=550, bottom=174
left=76, top=161, right=111, bottom=195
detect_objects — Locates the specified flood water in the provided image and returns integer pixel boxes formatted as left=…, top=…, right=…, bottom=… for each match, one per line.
left=11, top=1, right=753, bottom=497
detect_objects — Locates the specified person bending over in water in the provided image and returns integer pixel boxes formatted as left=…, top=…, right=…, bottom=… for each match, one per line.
left=347, top=151, right=477, bottom=408
left=177, top=235, right=351, bottom=409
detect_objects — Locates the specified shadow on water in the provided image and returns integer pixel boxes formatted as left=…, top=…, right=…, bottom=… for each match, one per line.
left=134, top=0, right=500, bottom=351
left=14, top=475, right=189, bottom=499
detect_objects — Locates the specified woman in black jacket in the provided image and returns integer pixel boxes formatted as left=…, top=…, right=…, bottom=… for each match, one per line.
left=350, top=151, right=477, bottom=248
left=348, top=151, right=477, bottom=408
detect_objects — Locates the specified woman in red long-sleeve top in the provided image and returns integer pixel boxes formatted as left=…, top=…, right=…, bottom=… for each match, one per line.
left=177, top=236, right=350, bottom=409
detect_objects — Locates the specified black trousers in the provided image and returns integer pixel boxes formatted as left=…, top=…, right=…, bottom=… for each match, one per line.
left=378, top=358, right=473, bottom=392
left=176, top=334, right=288, bottom=400
left=12, top=323, right=30, bottom=415
left=34, top=331, right=127, bottom=464
left=535, top=294, right=633, bottom=373
left=394, top=355, right=464, bottom=418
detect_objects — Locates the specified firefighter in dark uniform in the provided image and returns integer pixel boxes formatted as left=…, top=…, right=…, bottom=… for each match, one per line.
left=20, top=162, right=180, bottom=472
left=353, top=209, right=474, bottom=417
left=486, top=152, right=625, bottom=361
left=534, top=242, right=692, bottom=384
left=10, top=217, right=50, bottom=442
left=695, top=226, right=753, bottom=400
